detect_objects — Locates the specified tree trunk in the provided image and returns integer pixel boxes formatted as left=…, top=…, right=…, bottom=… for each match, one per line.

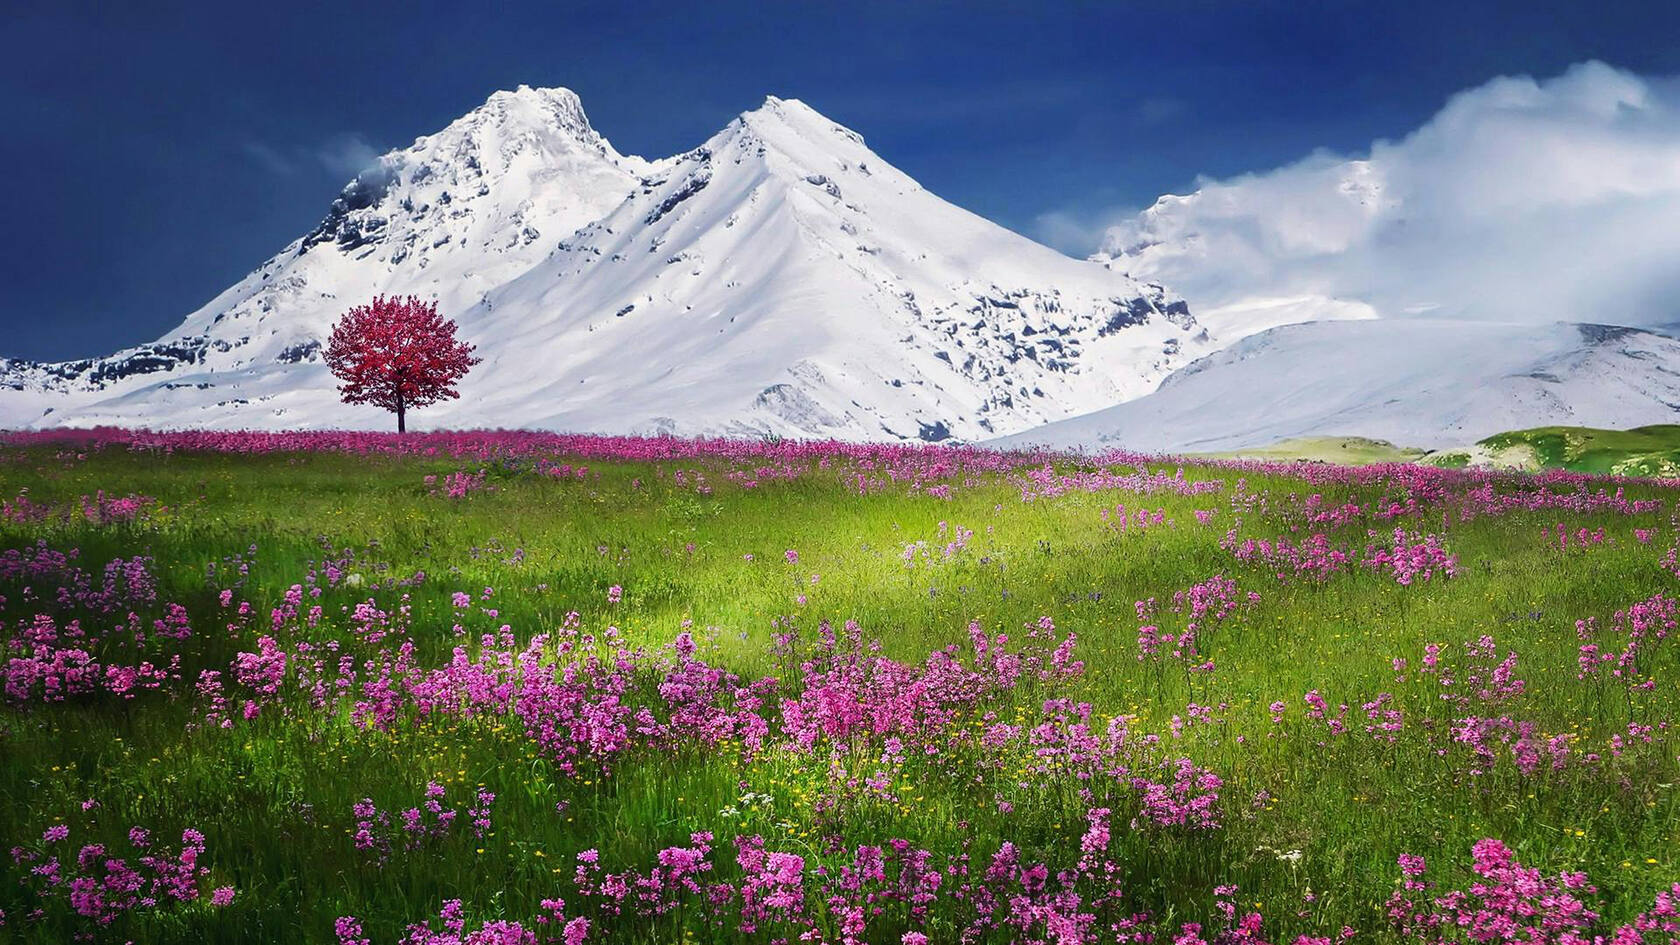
left=396, top=394, right=406, bottom=433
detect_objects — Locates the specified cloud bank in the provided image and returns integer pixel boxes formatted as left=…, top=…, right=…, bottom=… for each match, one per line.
left=1095, top=62, right=1680, bottom=331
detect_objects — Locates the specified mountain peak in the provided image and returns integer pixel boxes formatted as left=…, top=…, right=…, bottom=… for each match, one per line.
left=484, top=84, right=585, bottom=110
left=756, top=94, right=811, bottom=113
left=719, top=95, right=872, bottom=172
left=460, top=84, right=598, bottom=141
left=291, top=82, right=633, bottom=261
left=740, top=94, right=850, bottom=132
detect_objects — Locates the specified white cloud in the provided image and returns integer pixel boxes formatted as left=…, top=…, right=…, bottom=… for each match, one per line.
left=241, top=133, right=381, bottom=181
left=1032, top=206, right=1128, bottom=256
left=1098, top=62, right=1680, bottom=329
left=313, top=133, right=380, bottom=178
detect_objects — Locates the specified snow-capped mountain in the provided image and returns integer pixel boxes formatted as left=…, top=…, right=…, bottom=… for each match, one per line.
left=2, top=87, right=646, bottom=421
left=0, top=88, right=1203, bottom=439
left=993, top=320, right=1680, bottom=453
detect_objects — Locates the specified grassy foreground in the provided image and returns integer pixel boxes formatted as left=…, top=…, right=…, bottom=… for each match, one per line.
left=1, top=431, right=1677, bottom=944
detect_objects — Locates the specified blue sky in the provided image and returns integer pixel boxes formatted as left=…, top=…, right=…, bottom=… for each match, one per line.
left=5, top=0, right=1680, bottom=360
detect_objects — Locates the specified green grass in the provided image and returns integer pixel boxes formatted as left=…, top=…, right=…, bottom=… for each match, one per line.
left=1, top=442, right=1677, bottom=942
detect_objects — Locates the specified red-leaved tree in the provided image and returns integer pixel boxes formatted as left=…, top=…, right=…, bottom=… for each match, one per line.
left=323, top=296, right=480, bottom=432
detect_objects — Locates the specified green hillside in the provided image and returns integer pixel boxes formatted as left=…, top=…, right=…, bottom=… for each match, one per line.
left=1430, top=424, right=1680, bottom=476
left=1213, top=426, right=1680, bottom=476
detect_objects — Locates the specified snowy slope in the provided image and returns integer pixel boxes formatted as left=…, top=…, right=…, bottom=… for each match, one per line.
left=994, top=320, right=1680, bottom=453
left=0, top=91, right=1203, bottom=438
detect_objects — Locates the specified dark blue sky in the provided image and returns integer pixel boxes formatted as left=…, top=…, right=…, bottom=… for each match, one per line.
left=5, top=0, right=1679, bottom=361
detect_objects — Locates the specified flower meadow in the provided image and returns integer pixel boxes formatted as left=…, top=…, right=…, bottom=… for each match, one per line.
left=0, top=429, right=1676, bottom=944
